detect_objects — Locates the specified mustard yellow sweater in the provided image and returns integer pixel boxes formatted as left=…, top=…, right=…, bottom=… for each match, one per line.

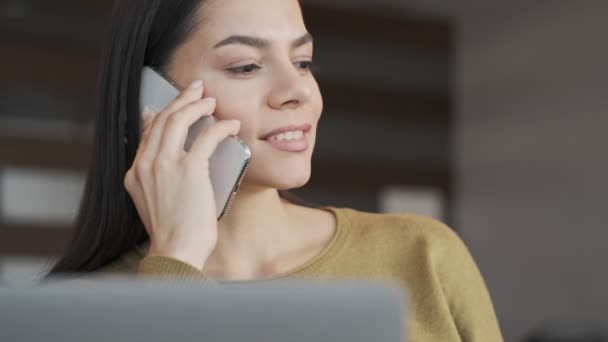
left=101, top=207, right=503, bottom=341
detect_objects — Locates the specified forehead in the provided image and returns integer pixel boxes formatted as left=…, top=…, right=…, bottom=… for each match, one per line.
left=197, top=0, right=307, bottom=43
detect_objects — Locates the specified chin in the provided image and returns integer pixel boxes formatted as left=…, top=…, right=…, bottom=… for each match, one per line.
left=268, top=164, right=312, bottom=190
left=246, top=162, right=311, bottom=190
left=275, top=172, right=311, bottom=190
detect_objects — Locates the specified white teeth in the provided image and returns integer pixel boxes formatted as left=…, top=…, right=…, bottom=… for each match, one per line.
left=269, top=130, right=304, bottom=142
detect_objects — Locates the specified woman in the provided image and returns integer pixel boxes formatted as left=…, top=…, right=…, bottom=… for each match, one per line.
left=49, top=0, right=503, bottom=340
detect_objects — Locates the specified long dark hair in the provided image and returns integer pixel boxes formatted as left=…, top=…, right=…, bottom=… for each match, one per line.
left=49, top=0, right=312, bottom=275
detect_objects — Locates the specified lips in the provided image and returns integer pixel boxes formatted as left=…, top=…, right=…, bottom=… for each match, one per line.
left=260, top=124, right=312, bottom=141
left=259, top=123, right=312, bottom=153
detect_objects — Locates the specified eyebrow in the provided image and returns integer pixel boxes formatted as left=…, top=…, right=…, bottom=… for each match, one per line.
left=213, top=33, right=313, bottom=50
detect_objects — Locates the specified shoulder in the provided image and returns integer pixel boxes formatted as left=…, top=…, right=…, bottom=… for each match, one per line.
left=329, top=206, right=473, bottom=269
left=332, top=207, right=462, bottom=249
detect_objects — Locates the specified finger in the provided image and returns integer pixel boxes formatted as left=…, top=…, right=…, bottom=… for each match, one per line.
left=124, top=170, right=151, bottom=230
left=142, top=106, right=155, bottom=133
left=162, top=80, right=204, bottom=116
left=134, top=108, right=156, bottom=163
left=138, top=106, right=157, bottom=149
left=158, top=97, right=217, bottom=158
left=186, top=119, right=241, bottom=164
left=140, top=80, right=204, bottom=162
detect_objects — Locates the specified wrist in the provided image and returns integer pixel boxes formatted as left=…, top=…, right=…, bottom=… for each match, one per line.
left=148, top=244, right=212, bottom=271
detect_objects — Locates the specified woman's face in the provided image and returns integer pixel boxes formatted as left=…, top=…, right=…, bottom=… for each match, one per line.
left=167, top=0, right=323, bottom=191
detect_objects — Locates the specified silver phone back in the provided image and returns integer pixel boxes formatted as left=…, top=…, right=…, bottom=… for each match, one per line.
left=140, top=67, right=251, bottom=219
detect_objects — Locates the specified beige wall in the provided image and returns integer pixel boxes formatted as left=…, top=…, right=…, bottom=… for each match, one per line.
left=454, top=2, right=608, bottom=340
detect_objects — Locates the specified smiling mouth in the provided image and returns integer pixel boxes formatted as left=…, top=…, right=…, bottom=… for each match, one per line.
left=266, top=129, right=305, bottom=142
left=259, top=124, right=312, bottom=141
left=261, top=126, right=311, bottom=153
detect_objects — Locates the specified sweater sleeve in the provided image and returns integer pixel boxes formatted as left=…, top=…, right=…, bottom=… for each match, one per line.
left=137, top=255, right=209, bottom=282
left=436, top=227, right=504, bottom=342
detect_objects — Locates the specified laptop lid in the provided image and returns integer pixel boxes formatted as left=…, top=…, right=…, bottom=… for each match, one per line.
left=0, top=279, right=406, bottom=342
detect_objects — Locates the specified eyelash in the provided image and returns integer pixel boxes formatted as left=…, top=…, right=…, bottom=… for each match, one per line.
left=226, top=60, right=318, bottom=75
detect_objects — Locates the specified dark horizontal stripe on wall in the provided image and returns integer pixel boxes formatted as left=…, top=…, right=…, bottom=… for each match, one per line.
left=313, top=37, right=449, bottom=93
left=0, top=136, right=92, bottom=171
left=316, top=116, right=450, bottom=166
left=0, top=223, right=72, bottom=257
left=0, top=2, right=108, bottom=49
left=318, top=81, right=449, bottom=126
left=301, top=2, right=450, bottom=51
left=0, top=85, right=95, bottom=124
left=310, top=156, right=450, bottom=192
left=1, top=40, right=99, bottom=93
left=1, top=1, right=450, bottom=52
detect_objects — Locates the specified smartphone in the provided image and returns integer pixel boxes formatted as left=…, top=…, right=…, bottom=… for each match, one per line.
left=139, top=66, right=251, bottom=220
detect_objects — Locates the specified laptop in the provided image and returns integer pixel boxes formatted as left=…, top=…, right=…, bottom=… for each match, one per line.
left=0, top=278, right=406, bottom=342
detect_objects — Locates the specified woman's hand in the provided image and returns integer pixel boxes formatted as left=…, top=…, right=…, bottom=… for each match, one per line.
left=124, top=80, right=240, bottom=270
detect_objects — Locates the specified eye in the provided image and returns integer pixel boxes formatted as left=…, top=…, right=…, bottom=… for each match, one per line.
left=226, top=63, right=262, bottom=75
left=295, top=60, right=319, bottom=74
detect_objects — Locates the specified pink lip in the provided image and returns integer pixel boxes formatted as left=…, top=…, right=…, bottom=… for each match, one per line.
left=260, top=124, right=312, bottom=140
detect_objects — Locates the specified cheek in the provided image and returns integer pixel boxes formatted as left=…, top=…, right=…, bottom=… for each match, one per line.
left=311, top=85, right=324, bottom=121
left=203, top=82, right=251, bottom=120
left=203, top=83, right=260, bottom=140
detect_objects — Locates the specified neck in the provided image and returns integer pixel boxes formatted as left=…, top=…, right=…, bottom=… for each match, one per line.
left=203, top=185, right=299, bottom=279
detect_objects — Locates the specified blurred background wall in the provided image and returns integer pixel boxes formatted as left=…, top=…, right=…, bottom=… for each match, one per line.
left=454, top=1, right=608, bottom=341
left=1, top=0, right=607, bottom=341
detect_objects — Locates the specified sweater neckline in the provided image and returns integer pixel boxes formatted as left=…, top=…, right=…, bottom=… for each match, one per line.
left=214, top=206, right=346, bottom=284
left=134, top=207, right=348, bottom=283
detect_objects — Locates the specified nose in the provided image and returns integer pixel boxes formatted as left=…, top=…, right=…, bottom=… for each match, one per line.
left=267, top=63, right=312, bottom=110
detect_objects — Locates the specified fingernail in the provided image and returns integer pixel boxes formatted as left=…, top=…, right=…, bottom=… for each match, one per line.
left=206, top=97, right=216, bottom=103
left=188, top=80, right=203, bottom=89
left=142, top=105, right=151, bottom=119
